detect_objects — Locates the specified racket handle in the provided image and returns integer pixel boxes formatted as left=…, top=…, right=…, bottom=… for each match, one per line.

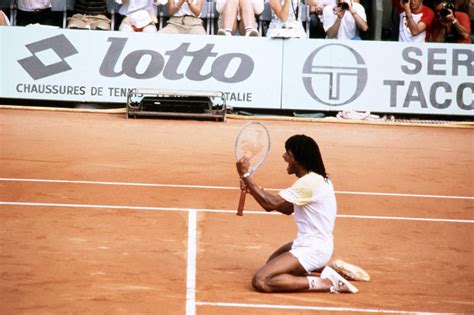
left=237, top=189, right=246, bottom=216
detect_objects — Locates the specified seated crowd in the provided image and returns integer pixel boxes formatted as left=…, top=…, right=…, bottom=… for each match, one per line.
left=0, top=0, right=471, bottom=43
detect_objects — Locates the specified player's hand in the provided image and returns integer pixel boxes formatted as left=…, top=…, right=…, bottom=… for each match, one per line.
left=236, top=156, right=250, bottom=177
left=239, top=180, right=249, bottom=192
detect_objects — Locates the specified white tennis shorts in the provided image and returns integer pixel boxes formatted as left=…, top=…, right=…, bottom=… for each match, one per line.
left=290, top=240, right=333, bottom=273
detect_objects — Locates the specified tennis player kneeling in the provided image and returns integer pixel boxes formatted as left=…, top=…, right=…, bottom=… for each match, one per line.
left=236, top=134, right=359, bottom=293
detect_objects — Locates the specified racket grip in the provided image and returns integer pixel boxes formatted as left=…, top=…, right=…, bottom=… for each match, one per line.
left=237, top=189, right=246, bottom=216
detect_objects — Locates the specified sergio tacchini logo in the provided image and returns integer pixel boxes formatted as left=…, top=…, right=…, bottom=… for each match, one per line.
left=302, top=43, right=368, bottom=106
left=18, top=34, right=78, bottom=80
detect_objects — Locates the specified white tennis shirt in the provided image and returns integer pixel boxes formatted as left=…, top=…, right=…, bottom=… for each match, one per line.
left=279, top=172, right=336, bottom=248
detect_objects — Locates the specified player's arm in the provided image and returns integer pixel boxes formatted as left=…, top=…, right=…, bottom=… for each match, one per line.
left=241, top=175, right=294, bottom=215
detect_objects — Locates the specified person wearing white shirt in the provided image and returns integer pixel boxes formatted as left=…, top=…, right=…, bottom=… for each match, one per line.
left=236, top=134, right=362, bottom=293
left=322, top=0, right=368, bottom=40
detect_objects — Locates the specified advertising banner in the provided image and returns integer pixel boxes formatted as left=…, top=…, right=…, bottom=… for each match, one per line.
left=0, top=27, right=472, bottom=116
left=1, top=27, right=282, bottom=109
left=281, top=40, right=473, bottom=115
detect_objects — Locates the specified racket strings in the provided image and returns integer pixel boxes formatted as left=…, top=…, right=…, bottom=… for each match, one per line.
left=236, top=125, right=270, bottom=170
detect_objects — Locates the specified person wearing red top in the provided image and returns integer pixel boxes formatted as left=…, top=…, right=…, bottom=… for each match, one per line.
left=430, top=0, right=471, bottom=43
left=391, top=0, right=435, bottom=42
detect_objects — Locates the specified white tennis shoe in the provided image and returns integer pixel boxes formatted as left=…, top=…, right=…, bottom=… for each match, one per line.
left=245, top=28, right=259, bottom=37
left=217, top=29, right=232, bottom=36
left=321, top=266, right=359, bottom=294
left=331, top=259, right=371, bottom=282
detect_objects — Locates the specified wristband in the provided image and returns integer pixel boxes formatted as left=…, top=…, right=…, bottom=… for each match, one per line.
left=241, top=171, right=252, bottom=179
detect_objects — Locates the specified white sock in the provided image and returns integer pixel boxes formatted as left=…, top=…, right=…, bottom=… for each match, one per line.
left=307, top=276, right=319, bottom=290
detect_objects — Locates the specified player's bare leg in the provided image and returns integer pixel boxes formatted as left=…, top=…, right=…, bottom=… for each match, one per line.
left=253, top=252, right=322, bottom=292
left=266, top=242, right=293, bottom=263
left=255, top=247, right=359, bottom=293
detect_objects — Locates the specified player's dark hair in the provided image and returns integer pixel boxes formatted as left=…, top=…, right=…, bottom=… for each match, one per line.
left=285, top=135, right=328, bottom=179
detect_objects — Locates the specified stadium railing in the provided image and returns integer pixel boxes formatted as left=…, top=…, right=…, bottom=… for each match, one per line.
left=50, top=0, right=73, bottom=28
left=0, top=0, right=15, bottom=25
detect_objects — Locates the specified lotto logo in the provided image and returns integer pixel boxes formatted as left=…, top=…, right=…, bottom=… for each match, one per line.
left=18, top=35, right=78, bottom=80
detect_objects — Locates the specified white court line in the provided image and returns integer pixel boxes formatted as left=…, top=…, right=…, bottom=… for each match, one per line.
left=1, top=178, right=473, bottom=200
left=195, top=301, right=438, bottom=314
left=0, top=202, right=472, bottom=223
left=186, top=209, right=197, bottom=315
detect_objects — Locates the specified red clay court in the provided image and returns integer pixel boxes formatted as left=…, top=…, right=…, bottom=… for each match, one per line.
left=0, top=108, right=473, bottom=314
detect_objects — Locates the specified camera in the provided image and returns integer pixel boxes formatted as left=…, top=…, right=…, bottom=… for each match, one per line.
left=440, top=2, right=455, bottom=17
left=337, top=2, right=349, bottom=10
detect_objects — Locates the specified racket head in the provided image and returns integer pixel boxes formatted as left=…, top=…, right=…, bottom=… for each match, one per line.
left=234, top=122, right=271, bottom=174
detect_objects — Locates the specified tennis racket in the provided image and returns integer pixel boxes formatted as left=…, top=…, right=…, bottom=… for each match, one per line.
left=234, top=122, right=271, bottom=216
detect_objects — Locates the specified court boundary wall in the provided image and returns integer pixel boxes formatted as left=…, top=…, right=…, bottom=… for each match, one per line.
left=2, top=105, right=473, bottom=128
left=0, top=27, right=472, bottom=117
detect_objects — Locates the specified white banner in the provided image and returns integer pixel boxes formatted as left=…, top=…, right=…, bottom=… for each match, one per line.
left=0, top=27, right=472, bottom=116
left=1, top=27, right=282, bottom=108
left=282, top=40, right=473, bottom=115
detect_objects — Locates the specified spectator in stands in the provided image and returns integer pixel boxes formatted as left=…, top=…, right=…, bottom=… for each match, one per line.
left=469, top=0, right=474, bottom=42
left=0, top=10, right=10, bottom=26
left=266, top=0, right=314, bottom=38
left=216, top=0, right=263, bottom=36
left=307, top=0, right=336, bottom=39
left=430, top=0, right=471, bottom=43
left=158, top=0, right=207, bottom=34
left=322, top=0, right=368, bottom=40
left=116, top=0, right=164, bottom=32
left=453, top=0, right=470, bottom=11
left=16, top=0, right=62, bottom=27
left=391, top=0, right=435, bottom=42
left=67, top=0, right=110, bottom=30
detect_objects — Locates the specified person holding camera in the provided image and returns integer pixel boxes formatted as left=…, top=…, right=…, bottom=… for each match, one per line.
left=322, top=0, right=368, bottom=40
left=391, top=0, right=435, bottom=42
left=430, top=0, right=471, bottom=43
